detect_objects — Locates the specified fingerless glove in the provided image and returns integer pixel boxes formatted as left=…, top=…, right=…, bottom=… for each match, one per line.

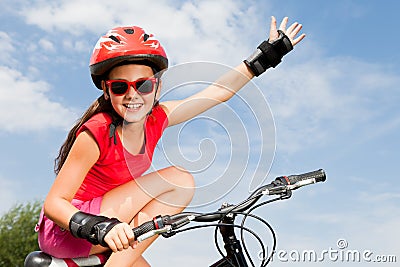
left=244, top=30, right=293, bottom=76
left=69, top=211, right=121, bottom=247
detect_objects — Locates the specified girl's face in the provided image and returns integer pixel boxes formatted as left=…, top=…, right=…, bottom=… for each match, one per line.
left=102, top=64, right=159, bottom=124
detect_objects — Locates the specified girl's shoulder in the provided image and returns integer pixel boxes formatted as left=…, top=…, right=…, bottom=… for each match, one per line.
left=76, top=112, right=114, bottom=158
left=87, top=112, right=114, bottom=126
left=148, top=104, right=168, bottom=126
left=76, top=112, right=113, bottom=138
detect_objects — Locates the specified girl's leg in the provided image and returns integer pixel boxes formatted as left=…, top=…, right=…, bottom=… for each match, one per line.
left=90, top=166, right=195, bottom=266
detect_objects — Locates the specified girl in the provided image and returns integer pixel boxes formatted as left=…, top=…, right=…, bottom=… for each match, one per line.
left=37, top=16, right=305, bottom=266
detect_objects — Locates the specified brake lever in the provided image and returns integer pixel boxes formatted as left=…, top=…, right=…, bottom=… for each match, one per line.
left=280, top=189, right=292, bottom=200
left=137, top=214, right=195, bottom=242
left=160, top=215, right=196, bottom=238
left=137, top=225, right=172, bottom=242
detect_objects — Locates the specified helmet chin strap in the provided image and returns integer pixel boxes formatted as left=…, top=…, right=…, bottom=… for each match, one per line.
left=146, top=77, right=161, bottom=115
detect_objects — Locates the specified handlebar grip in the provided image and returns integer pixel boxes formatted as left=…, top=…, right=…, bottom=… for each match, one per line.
left=286, top=169, right=326, bottom=184
left=132, top=221, right=156, bottom=240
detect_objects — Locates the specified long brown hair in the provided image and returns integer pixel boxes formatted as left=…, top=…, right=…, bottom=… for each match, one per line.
left=54, top=94, right=115, bottom=174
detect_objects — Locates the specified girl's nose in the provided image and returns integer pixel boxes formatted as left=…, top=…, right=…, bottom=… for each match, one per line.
left=126, top=86, right=139, bottom=98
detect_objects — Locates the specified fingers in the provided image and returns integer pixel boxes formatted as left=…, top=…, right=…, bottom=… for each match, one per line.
left=104, top=223, right=136, bottom=252
left=269, top=16, right=279, bottom=41
left=287, top=21, right=300, bottom=34
left=270, top=16, right=306, bottom=46
left=286, top=22, right=306, bottom=46
left=278, top=16, right=289, bottom=32
left=292, top=33, right=306, bottom=46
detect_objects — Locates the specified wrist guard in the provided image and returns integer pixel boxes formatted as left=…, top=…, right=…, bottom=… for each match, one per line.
left=69, top=211, right=121, bottom=247
left=244, top=30, right=293, bottom=76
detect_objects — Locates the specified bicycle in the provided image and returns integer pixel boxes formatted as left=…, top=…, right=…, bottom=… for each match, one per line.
left=25, top=169, right=326, bottom=267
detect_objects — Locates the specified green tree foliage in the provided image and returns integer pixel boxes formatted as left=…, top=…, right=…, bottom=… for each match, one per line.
left=0, top=200, right=42, bottom=266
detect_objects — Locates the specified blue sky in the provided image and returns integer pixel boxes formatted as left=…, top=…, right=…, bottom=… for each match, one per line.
left=1, top=0, right=399, bottom=266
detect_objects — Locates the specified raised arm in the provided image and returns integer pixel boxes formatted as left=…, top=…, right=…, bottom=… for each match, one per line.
left=161, top=16, right=305, bottom=127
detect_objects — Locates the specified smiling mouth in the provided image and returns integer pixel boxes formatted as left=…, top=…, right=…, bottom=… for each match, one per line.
left=124, top=103, right=143, bottom=109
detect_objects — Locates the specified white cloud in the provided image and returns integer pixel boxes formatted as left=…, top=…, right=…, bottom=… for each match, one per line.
left=38, top=38, right=55, bottom=52
left=62, top=39, right=91, bottom=53
left=0, top=66, right=76, bottom=132
left=0, top=31, right=17, bottom=66
left=18, top=0, right=116, bottom=34
left=16, top=0, right=262, bottom=64
left=158, top=0, right=261, bottom=64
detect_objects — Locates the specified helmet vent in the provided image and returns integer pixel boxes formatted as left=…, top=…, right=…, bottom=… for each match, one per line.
left=124, top=28, right=135, bottom=34
left=143, top=33, right=150, bottom=41
left=109, top=35, right=120, bottom=43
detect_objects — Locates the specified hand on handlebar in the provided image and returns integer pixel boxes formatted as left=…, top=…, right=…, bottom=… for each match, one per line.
left=68, top=211, right=135, bottom=250
left=103, top=222, right=137, bottom=252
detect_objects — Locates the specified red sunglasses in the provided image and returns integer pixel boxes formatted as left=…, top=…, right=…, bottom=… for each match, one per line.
left=106, top=77, right=157, bottom=96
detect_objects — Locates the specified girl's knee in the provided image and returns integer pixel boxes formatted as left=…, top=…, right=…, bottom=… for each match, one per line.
left=162, top=166, right=194, bottom=187
left=173, top=166, right=195, bottom=187
left=164, top=166, right=195, bottom=204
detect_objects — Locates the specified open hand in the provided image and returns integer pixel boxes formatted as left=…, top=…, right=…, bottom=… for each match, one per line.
left=269, top=16, right=305, bottom=46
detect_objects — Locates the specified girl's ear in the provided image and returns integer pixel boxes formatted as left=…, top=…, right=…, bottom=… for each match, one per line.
left=101, top=80, right=110, bottom=100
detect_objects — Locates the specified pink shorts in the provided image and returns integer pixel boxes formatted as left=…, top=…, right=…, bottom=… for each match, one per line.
left=36, top=197, right=103, bottom=258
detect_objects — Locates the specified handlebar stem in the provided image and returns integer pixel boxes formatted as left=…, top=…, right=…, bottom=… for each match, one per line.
left=210, top=204, right=248, bottom=267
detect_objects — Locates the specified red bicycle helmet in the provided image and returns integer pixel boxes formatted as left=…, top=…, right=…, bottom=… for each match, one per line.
left=90, top=26, right=168, bottom=89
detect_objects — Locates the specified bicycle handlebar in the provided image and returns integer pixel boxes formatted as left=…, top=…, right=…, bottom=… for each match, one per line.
left=132, top=169, right=326, bottom=242
left=264, top=168, right=326, bottom=194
